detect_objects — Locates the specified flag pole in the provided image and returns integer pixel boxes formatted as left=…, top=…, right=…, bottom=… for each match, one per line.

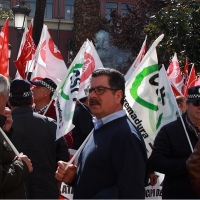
left=0, top=127, right=20, bottom=156
left=65, top=128, right=94, bottom=170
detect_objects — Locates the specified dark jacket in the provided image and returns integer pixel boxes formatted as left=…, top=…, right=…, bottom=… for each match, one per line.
left=0, top=126, right=29, bottom=198
left=72, top=103, right=94, bottom=150
left=10, top=107, right=58, bottom=199
left=149, top=113, right=200, bottom=199
left=186, top=138, right=200, bottom=195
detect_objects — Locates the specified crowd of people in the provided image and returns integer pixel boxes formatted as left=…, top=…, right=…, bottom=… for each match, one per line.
left=0, top=67, right=200, bottom=199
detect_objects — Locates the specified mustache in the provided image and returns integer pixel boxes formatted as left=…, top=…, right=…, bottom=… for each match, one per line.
left=89, top=99, right=101, bottom=106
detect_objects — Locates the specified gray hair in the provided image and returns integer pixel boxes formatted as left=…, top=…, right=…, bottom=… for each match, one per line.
left=0, top=74, right=10, bottom=97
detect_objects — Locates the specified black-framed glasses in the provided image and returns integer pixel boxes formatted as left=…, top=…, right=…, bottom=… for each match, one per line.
left=89, top=86, right=117, bottom=95
left=192, top=101, right=200, bottom=107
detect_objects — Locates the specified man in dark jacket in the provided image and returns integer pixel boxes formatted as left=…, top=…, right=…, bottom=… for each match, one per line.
left=56, top=68, right=148, bottom=199
left=8, top=79, right=62, bottom=199
left=149, top=86, right=200, bottom=199
left=0, top=75, right=32, bottom=199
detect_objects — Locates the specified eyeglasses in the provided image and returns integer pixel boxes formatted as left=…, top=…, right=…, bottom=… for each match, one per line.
left=192, top=101, right=200, bottom=107
left=89, top=86, right=117, bottom=95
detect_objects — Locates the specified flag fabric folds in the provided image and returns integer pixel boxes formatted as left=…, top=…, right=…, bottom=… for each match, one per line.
left=167, top=53, right=183, bottom=92
left=31, top=25, right=67, bottom=85
left=14, top=27, right=36, bottom=79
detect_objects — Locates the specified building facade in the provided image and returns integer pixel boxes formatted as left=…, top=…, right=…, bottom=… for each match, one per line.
left=0, top=0, right=135, bottom=78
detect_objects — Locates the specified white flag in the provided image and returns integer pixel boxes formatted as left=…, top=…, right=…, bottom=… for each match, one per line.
left=55, top=42, right=86, bottom=140
left=31, top=25, right=67, bottom=85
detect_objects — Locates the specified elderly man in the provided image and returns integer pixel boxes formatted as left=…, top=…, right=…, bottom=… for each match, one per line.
left=0, top=75, right=32, bottom=199
left=30, top=78, right=73, bottom=148
left=149, top=86, right=200, bottom=199
left=56, top=68, right=147, bottom=199
left=8, top=79, right=62, bottom=199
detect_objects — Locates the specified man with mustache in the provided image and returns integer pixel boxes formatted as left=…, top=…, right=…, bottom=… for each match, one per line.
left=56, top=68, right=148, bottom=199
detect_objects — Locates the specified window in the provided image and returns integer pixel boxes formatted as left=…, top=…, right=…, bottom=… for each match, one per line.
left=0, top=0, right=10, bottom=9
left=24, top=0, right=53, bottom=19
left=121, top=3, right=133, bottom=15
left=45, top=0, right=53, bottom=18
left=105, top=2, right=117, bottom=19
left=65, top=0, right=74, bottom=20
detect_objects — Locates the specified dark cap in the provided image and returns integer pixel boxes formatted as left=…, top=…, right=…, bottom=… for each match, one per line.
left=187, top=86, right=200, bottom=102
left=10, top=79, right=32, bottom=98
left=29, top=78, right=57, bottom=93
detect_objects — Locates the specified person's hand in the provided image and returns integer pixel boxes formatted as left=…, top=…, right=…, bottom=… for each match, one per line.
left=18, top=153, right=33, bottom=173
left=3, top=107, right=13, bottom=132
left=55, top=161, right=77, bottom=184
left=149, top=173, right=158, bottom=186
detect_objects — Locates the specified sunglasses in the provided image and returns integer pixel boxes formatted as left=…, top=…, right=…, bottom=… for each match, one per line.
left=192, top=101, right=200, bottom=107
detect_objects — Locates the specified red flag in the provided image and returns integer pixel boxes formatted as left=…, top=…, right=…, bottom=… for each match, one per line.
left=0, top=18, right=9, bottom=77
left=171, top=83, right=182, bottom=97
left=14, top=31, right=36, bottom=79
left=184, top=64, right=196, bottom=97
left=167, top=53, right=183, bottom=92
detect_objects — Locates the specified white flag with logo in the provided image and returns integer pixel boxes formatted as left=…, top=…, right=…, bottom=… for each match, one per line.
left=55, top=43, right=86, bottom=139
left=31, top=24, right=67, bottom=85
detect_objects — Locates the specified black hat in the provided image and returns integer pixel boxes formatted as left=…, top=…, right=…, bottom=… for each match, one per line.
left=10, top=79, right=32, bottom=98
left=29, top=78, right=57, bottom=93
left=187, top=86, right=200, bottom=102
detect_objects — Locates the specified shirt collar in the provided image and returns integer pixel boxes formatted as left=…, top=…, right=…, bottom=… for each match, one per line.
left=93, top=110, right=126, bottom=129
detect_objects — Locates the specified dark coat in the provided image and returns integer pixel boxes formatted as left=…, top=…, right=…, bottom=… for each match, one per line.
left=10, top=107, right=58, bottom=199
left=186, top=138, right=200, bottom=195
left=72, top=103, right=94, bottom=150
left=149, top=114, right=200, bottom=199
left=0, top=132, right=29, bottom=199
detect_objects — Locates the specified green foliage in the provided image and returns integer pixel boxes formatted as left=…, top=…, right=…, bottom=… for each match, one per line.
left=144, top=0, right=200, bottom=71
left=0, top=6, right=13, bottom=19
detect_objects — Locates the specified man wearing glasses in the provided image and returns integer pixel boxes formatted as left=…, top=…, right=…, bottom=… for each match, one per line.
left=149, top=86, right=200, bottom=199
left=56, top=68, right=148, bottom=199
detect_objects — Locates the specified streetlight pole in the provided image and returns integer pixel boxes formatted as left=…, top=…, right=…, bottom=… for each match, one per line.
left=12, top=0, right=31, bottom=55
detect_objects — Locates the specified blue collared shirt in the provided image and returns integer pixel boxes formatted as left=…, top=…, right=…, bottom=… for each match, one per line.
left=93, top=110, right=126, bottom=129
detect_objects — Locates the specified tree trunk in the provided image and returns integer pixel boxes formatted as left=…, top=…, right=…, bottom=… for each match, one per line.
left=72, top=0, right=100, bottom=59
left=32, top=0, right=46, bottom=46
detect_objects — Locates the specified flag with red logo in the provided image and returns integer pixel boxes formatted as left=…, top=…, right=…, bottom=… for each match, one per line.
left=184, top=64, right=196, bottom=97
left=167, top=53, right=183, bottom=92
left=77, top=39, right=104, bottom=99
left=14, top=29, right=36, bottom=79
left=0, top=18, right=9, bottom=77
left=31, top=24, right=67, bottom=85
left=124, top=35, right=147, bottom=81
